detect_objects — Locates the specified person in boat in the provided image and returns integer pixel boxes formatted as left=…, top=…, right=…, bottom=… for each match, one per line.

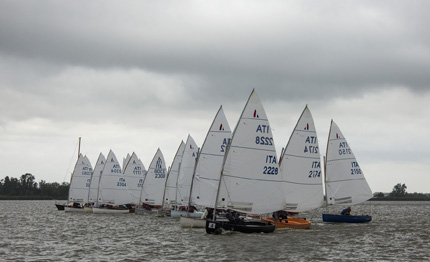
left=340, top=206, right=351, bottom=216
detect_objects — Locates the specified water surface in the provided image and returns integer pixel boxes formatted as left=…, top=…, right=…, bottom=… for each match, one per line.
left=0, top=201, right=429, bottom=261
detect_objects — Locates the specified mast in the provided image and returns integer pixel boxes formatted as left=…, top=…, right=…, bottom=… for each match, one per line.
left=212, top=138, right=231, bottom=221
left=187, top=148, right=200, bottom=211
left=160, top=166, right=171, bottom=210
left=174, top=162, right=182, bottom=211
left=78, top=137, right=81, bottom=159
left=324, top=120, right=333, bottom=206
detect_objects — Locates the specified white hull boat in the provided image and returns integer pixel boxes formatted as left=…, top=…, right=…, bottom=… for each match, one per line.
left=179, top=216, right=206, bottom=228
left=92, top=207, right=131, bottom=214
left=64, top=207, right=85, bottom=212
left=171, top=210, right=204, bottom=218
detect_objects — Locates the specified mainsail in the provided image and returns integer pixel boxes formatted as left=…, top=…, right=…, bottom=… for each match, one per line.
left=325, top=120, right=372, bottom=206
left=279, top=106, right=324, bottom=212
left=216, top=90, right=285, bottom=214
left=175, top=135, right=198, bottom=207
left=97, top=150, right=130, bottom=205
left=88, top=153, right=105, bottom=204
left=190, top=106, right=232, bottom=208
left=123, top=152, right=146, bottom=205
left=68, top=154, right=93, bottom=204
left=162, top=141, right=185, bottom=208
left=140, top=148, right=167, bottom=206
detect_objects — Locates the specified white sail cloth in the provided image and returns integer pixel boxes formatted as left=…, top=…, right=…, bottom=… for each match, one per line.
left=217, top=90, right=285, bottom=214
left=140, top=148, right=167, bottom=206
left=175, top=135, right=198, bottom=207
left=191, top=106, right=232, bottom=209
left=280, top=106, right=324, bottom=212
left=88, top=153, right=105, bottom=203
left=68, top=154, right=93, bottom=204
left=325, top=120, right=373, bottom=206
left=123, top=152, right=146, bottom=205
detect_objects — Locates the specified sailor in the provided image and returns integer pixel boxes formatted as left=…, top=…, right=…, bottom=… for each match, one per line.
left=340, top=206, right=351, bottom=216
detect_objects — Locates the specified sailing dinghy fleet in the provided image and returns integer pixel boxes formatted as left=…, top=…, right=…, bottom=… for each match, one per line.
left=60, top=90, right=373, bottom=233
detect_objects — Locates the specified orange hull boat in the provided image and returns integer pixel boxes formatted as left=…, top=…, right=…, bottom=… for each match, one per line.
left=261, top=217, right=311, bottom=229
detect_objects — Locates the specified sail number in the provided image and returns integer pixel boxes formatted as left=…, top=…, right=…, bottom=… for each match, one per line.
left=117, top=178, right=126, bottom=187
left=308, top=161, right=321, bottom=178
left=256, top=136, right=273, bottom=145
left=154, top=169, right=166, bottom=179
left=350, top=161, right=361, bottom=175
left=263, top=166, right=278, bottom=175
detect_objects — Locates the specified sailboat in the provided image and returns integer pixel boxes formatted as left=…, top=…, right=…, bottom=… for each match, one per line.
left=65, top=154, right=93, bottom=212
left=135, top=148, right=167, bottom=214
left=206, top=90, right=285, bottom=234
left=160, top=141, right=185, bottom=215
left=170, top=135, right=202, bottom=218
left=56, top=137, right=83, bottom=211
left=93, top=150, right=132, bottom=214
left=322, top=120, right=373, bottom=223
left=180, top=106, right=232, bottom=227
left=85, top=153, right=106, bottom=212
left=261, top=106, right=322, bottom=229
left=123, top=152, right=146, bottom=207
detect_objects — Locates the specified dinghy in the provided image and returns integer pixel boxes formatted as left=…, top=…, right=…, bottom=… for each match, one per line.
left=92, top=150, right=132, bottom=214
left=85, top=153, right=106, bottom=212
left=160, top=141, right=185, bottom=215
left=123, top=152, right=146, bottom=207
left=170, top=135, right=203, bottom=218
left=269, top=106, right=323, bottom=229
left=180, top=106, right=232, bottom=227
left=135, top=149, right=167, bottom=214
left=206, top=90, right=285, bottom=234
left=65, top=154, right=93, bottom=212
left=322, top=120, right=373, bottom=223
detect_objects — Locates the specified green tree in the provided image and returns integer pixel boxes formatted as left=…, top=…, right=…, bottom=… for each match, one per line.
left=20, top=173, right=38, bottom=196
left=390, top=183, right=407, bottom=197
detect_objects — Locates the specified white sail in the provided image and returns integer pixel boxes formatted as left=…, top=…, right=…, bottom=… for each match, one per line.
left=123, top=152, right=146, bottom=205
left=98, top=150, right=130, bottom=205
left=123, top=153, right=131, bottom=172
left=88, top=153, right=105, bottom=203
left=176, top=135, right=198, bottom=207
left=217, top=90, right=285, bottom=214
left=68, top=154, right=93, bottom=204
left=140, top=148, right=167, bottom=206
left=163, top=141, right=185, bottom=207
left=279, top=106, right=324, bottom=212
left=325, top=120, right=372, bottom=206
left=191, top=106, right=232, bottom=208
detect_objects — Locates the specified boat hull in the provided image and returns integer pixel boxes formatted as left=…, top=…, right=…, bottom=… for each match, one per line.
left=134, top=207, right=159, bottom=214
left=92, top=208, right=130, bottom=214
left=64, top=207, right=85, bottom=212
left=322, top=214, right=372, bottom=223
left=261, top=217, right=311, bottom=229
left=206, top=220, right=275, bottom=234
left=180, top=216, right=206, bottom=228
left=55, top=204, right=65, bottom=211
left=171, top=210, right=204, bottom=218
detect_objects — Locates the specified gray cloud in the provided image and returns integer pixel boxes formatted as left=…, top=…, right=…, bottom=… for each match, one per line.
left=0, top=0, right=429, bottom=192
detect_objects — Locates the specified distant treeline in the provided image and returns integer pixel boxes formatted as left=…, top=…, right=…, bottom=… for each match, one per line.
left=0, top=173, right=69, bottom=200
left=371, top=183, right=430, bottom=201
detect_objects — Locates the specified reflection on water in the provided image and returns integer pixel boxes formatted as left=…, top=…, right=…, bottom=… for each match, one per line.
left=0, top=201, right=429, bottom=261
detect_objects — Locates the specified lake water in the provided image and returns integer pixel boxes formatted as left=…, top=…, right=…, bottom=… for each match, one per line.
left=0, top=200, right=429, bottom=261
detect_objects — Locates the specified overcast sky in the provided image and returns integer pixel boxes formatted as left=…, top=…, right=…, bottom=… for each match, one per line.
left=1, top=0, right=429, bottom=193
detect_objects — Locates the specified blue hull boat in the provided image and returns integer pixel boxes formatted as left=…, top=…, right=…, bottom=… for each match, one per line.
left=322, top=214, right=372, bottom=223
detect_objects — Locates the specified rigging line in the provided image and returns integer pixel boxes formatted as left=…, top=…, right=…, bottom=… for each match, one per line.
left=63, top=139, right=79, bottom=183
